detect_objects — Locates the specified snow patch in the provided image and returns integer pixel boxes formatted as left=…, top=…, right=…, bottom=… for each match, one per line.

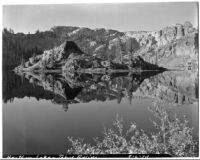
left=94, top=45, right=104, bottom=52
left=68, top=28, right=82, bottom=36
left=108, top=43, right=114, bottom=50
left=125, top=32, right=137, bottom=38
left=90, top=41, right=97, bottom=47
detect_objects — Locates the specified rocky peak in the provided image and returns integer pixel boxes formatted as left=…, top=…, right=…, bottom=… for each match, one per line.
left=157, top=22, right=195, bottom=46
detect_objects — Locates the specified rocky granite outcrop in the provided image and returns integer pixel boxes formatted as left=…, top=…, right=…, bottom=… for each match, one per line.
left=15, top=41, right=165, bottom=74
left=126, top=22, right=198, bottom=69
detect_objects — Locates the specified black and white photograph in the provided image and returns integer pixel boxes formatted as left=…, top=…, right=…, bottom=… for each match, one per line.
left=2, top=1, right=199, bottom=158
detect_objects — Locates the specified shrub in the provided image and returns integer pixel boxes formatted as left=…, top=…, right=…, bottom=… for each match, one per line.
left=67, top=100, right=198, bottom=157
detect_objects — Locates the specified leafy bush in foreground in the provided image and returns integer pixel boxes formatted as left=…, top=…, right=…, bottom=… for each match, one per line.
left=67, top=100, right=198, bottom=157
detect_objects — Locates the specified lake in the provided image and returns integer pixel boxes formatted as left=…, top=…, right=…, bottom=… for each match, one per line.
left=3, top=69, right=199, bottom=157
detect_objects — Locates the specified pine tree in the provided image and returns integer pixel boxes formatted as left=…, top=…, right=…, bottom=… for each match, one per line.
left=127, top=39, right=133, bottom=69
left=21, top=54, right=25, bottom=67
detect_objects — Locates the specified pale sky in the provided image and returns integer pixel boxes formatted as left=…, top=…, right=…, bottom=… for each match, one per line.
left=3, top=2, right=198, bottom=33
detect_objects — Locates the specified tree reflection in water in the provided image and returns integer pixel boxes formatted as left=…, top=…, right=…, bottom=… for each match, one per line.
left=67, top=99, right=198, bottom=157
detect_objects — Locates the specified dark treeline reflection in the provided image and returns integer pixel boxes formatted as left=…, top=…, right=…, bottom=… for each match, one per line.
left=3, top=71, right=54, bottom=103
left=3, top=71, right=81, bottom=107
left=4, top=69, right=198, bottom=111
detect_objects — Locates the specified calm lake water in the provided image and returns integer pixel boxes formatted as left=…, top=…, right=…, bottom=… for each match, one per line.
left=3, top=70, right=198, bottom=156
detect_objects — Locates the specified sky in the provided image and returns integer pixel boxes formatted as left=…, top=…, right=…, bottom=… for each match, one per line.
left=3, top=2, right=198, bottom=34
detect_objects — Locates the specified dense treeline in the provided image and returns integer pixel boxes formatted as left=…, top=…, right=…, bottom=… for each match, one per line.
left=3, top=28, right=62, bottom=69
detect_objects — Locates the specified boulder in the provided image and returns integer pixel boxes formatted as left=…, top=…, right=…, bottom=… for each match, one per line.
left=176, top=24, right=184, bottom=39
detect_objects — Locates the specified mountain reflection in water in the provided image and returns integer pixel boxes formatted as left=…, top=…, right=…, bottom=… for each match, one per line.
left=3, top=70, right=198, bottom=109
